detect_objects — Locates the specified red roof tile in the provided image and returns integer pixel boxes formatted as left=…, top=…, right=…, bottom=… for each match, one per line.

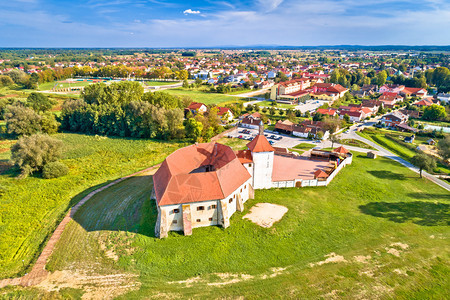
left=247, top=135, right=275, bottom=153
left=153, top=142, right=251, bottom=206
left=333, top=146, right=349, bottom=154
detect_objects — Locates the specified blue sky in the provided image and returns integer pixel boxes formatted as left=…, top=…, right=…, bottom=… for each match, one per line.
left=1, top=0, right=450, bottom=47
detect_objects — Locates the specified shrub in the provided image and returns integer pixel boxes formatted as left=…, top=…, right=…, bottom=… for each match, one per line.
left=10, top=134, right=63, bottom=178
left=42, top=161, right=69, bottom=179
left=4, top=104, right=42, bottom=136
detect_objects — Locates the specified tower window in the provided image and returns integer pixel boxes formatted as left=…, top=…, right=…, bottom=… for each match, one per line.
left=229, top=198, right=233, bottom=203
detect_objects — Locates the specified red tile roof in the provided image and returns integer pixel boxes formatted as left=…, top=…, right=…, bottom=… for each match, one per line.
left=153, top=142, right=251, bottom=206
left=247, top=135, right=275, bottom=153
left=314, top=169, right=329, bottom=178
left=188, top=102, right=206, bottom=110
left=333, top=146, right=349, bottom=154
left=235, top=150, right=253, bottom=164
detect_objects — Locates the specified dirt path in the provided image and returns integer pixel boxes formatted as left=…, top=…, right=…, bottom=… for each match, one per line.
left=0, top=164, right=160, bottom=289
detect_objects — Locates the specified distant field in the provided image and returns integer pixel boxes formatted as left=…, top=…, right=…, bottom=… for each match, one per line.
left=24, top=153, right=448, bottom=299
left=0, top=133, right=186, bottom=279
left=38, top=81, right=92, bottom=91
left=145, top=81, right=180, bottom=86
left=163, top=88, right=241, bottom=105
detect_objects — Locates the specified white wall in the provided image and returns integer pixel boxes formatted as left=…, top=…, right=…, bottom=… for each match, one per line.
left=252, top=151, right=274, bottom=189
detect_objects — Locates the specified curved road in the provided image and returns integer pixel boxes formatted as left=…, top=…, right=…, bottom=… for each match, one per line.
left=328, top=120, right=450, bottom=191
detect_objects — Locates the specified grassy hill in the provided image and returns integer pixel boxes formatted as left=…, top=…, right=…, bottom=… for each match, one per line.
left=0, top=133, right=186, bottom=279
left=3, top=152, right=447, bottom=298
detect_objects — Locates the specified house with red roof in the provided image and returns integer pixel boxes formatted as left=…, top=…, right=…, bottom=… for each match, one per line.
left=152, top=131, right=353, bottom=237
left=414, top=97, right=439, bottom=108
left=187, top=102, right=207, bottom=115
left=378, top=92, right=403, bottom=105
left=216, top=107, right=234, bottom=122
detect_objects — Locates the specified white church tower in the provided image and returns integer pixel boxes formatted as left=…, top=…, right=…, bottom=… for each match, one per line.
left=246, top=123, right=275, bottom=189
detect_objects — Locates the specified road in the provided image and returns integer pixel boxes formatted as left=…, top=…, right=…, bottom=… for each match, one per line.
left=332, top=121, right=450, bottom=191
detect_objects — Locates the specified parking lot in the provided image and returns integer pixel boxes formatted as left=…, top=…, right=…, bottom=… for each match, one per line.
left=228, top=127, right=313, bottom=148
left=294, top=99, right=329, bottom=113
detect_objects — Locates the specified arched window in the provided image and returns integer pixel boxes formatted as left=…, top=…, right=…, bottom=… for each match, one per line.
left=229, top=198, right=233, bottom=203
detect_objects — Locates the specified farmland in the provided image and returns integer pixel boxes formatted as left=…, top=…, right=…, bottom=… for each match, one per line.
left=3, top=152, right=448, bottom=298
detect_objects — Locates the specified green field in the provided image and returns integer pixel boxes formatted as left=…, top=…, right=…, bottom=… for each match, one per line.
left=357, top=129, right=450, bottom=174
left=340, top=139, right=376, bottom=150
left=38, top=81, right=92, bottom=91
left=293, top=143, right=316, bottom=150
left=163, top=88, right=241, bottom=105
left=0, top=133, right=186, bottom=279
left=4, top=152, right=448, bottom=298
left=145, top=81, right=181, bottom=86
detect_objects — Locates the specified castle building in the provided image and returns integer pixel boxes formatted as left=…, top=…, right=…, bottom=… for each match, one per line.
left=152, top=132, right=352, bottom=238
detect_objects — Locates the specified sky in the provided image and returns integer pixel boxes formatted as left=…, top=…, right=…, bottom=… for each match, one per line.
left=1, top=0, right=450, bottom=47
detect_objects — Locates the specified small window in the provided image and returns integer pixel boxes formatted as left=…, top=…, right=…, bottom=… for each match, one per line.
left=229, top=198, right=233, bottom=203
left=173, top=209, right=180, bottom=214
left=197, top=206, right=205, bottom=211
left=209, top=217, right=213, bottom=221
left=211, top=205, right=216, bottom=209
left=249, top=164, right=252, bottom=167
left=172, top=220, right=178, bottom=224
left=196, top=219, right=201, bottom=222
left=240, top=188, right=242, bottom=192
left=244, top=185, right=247, bottom=189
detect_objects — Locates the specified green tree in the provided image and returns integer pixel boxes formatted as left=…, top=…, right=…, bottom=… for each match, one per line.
left=422, top=104, right=447, bottom=121
left=343, top=114, right=350, bottom=123
left=377, top=70, right=388, bottom=86
left=431, top=67, right=450, bottom=87
left=26, top=92, right=56, bottom=112
left=411, top=153, right=436, bottom=178
left=0, top=75, right=14, bottom=87
left=437, top=136, right=450, bottom=160
left=185, top=118, right=203, bottom=142
left=10, top=134, right=63, bottom=178
left=4, top=105, right=42, bottom=136
left=329, top=134, right=340, bottom=148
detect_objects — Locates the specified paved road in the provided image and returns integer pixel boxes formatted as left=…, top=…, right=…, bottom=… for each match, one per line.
left=334, top=122, right=450, bottom=191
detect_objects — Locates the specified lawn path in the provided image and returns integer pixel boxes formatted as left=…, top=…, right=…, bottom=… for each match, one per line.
left=0, top=164, right=161, bottom=289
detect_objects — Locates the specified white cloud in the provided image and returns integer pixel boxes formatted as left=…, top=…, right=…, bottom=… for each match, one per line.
left=258, top=0, right=283, bottom=12
left=183, top=9, right=201, bottom=15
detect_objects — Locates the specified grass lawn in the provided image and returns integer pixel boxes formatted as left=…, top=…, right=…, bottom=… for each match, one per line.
left=38, top=81, right=92, bottom=91
left=0, top=133, right=186, bottom=279
left=145, top=81, right=181, bottom=86
left=4, top=153, right=447, bottom=298
left=163, top=88, right=240, bottom=105
left=357, top=129, right=450, bottom=174
left=340, top=139, right=376, bottom=150
left=293, top=143, right=316, bottom=150
left=257, top=100, right=297, bottom=109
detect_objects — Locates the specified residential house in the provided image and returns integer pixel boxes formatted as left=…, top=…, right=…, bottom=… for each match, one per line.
left=379, top=84, right=405, bottom=94
left=401, top=87, right=428, bottom=98
left=380, top=112, right=408, bottom=127
left=217, top=107, right=234, bottom=122
left=186, top=102, right=208, bottom=115
left=316, top=108, right=338, bottom=117
left=437, top=93, right=450, bottom=104
left=378, top=92, right=403, bottom=105
left=414, top=97, right=440, bottom=108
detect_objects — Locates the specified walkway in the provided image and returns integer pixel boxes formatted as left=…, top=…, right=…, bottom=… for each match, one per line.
left=0, top=165, right=161, bottom=289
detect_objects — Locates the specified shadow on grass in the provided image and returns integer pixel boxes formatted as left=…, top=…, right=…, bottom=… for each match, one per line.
left=367, top=170, right=407, bottom=180
left=407, top=193, right=450, bottom=200
left=359, top=201, right=450, bottom=226
left=72, top=175, right=157, bottom=238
